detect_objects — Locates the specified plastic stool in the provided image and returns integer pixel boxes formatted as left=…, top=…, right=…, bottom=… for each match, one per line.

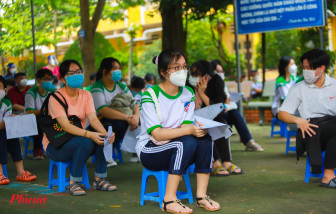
left=2, top=164, right=8, bottom=178
left=24, top=137, right=34, bottom=157
left=305, top=151, right=325, bottom=183
left=113, top=140, right=123, bottom=163
left=140, top=166, right=194, bottom=209
left=286, top=130, right=297, bottom=154
left=91, top=155, right=96, bottom=163
left=48, top=160, right=90, bottom=192
left=270, top=118, right=287, bottom=138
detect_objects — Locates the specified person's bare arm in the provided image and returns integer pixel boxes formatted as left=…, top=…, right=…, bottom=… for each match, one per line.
left=55, top=116, right=105, bottom=145
left=12, top=104, right=25, bottom=112
left=26, top=109, right=40, bottom=116
left=98, top=107, right=130, bottom=122
left=151, top=125, right=206, bottom=142
left=278, top=111, right=318, bottom=138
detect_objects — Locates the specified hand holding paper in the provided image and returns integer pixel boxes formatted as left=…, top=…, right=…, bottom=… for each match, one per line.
left=103, top=126, right=113, bottom=162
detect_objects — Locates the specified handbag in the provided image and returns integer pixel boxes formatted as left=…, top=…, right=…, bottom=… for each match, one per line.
left=37, top=91, right=82, bottom=148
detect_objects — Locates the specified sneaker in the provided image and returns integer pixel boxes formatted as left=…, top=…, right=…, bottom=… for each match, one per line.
left=129, top=156, right=139, bottom=163
left=245, top=140, right=264, bottom=152
left=107, top=158, right=117, bottom=167
left=33, top=149, right=44, bottom=160
left=16, top=171, right=37, bottom=182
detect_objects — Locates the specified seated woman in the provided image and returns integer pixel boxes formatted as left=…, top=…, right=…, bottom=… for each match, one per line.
left=43, top=60, right=117, bottom=196
left=272, top=56, right=297, bottom=117
left=91, top=57, right=139, bottom=167
left=136, top=50, right=220, bottom=213
left=211, top=60, right=263, bottom=151
left=188, top=60, right=243, bottom=176
left=0, top=76, right=37, bottom=185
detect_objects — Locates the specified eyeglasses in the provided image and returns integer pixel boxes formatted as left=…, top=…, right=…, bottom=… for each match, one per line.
left=167, top=65, right=190, bottom=72
left=67, top=69, right=83, bottom=76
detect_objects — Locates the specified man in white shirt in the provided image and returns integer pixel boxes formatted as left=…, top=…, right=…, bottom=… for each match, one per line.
left=278, top=49, right=336, bottom=189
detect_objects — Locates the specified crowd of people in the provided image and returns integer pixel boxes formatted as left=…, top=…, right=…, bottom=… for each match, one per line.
left=0, top=48, right=335, bottom=212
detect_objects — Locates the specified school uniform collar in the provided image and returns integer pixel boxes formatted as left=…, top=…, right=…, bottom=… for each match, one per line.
left=306, top=74, right=332, bottom=88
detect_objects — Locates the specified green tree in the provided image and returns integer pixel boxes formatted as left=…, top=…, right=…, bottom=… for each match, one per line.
left=136, top=39, right=161, bottom=78
left=149, top=0, right=232, bottom=53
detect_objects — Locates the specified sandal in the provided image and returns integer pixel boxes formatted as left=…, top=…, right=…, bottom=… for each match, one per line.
left=211, top=166, right=229, bottom=176
left=16, top=171, right=37, bottom=182
left=0, top=174, right=10, bottom=185
left=245, top=140, right=264, bottom=152
left=161, top=199, right=193, bottom=214
left=67, top=182, right=87, bottom=196
left=225, top=164, right=244, bottom=175
left=93, top=178, right=117, bottom=191
left=196, top=196, right=220, bottom=212
left=319, top=177, right=336, bottom=189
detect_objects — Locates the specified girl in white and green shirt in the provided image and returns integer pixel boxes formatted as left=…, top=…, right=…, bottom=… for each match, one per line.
left=137, top=50, right=220, bottom=213
left=272, top=56, right=297, bottom=117
left=91, top=58, right=140, bottom=166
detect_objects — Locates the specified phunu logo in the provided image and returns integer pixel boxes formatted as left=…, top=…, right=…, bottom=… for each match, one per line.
left=184, top=101, right=190, bottom=113
left=10, top=194, right=48, bottom=204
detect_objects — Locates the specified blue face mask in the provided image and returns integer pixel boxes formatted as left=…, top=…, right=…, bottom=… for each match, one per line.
left=146, top=84, right=153, bottom=89
left=65, top=74, right=84, bottom=89
left=111, top=70, right=122, bottom=82
left=51, top=84, right=57, bottom=90
left=41, top=81, right=53, bottom=90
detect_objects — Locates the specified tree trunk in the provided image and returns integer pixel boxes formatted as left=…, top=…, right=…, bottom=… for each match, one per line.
left=160, top=0, right=186, bottom=53
left=79, top=0, right=105, bottom=86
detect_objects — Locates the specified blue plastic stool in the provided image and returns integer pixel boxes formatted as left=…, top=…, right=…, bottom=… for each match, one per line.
left=286, top=130, right=297, bottom=154
left=2, top=164, right=8, bottom=178
left=24, top=137, right=34, bottom=157
left=91, top=155, right=96, bottom=163
left=140, top=166, right=194, bottom=209
left=48, top=160, right=90, bottom=192
left=305, top=151, right=325, bottom=183
left=113, top=140, right=123, bottom=163
left=270, top=118, right=287, bottom=138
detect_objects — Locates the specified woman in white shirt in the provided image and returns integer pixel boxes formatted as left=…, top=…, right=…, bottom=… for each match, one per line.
left=137, top=50, right=220, bottom=213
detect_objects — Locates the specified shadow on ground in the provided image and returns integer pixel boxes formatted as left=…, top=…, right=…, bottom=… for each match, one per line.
left=0, top=124, right=335, bottom=214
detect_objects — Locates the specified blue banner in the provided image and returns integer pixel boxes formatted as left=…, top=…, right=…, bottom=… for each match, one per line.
left=236, top=0, right=326, bottom=34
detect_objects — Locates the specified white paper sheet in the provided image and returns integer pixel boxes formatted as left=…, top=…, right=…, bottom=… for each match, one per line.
left=230, top=92, right=244, bottom=103
left=194, top=103, right=224, bottom=120
left=121, top=126, right=141, bottom=153
left=103, top=126, right=113, bottom=161
left=194, top=116, right=233, bottom=141
left=3, top=114, right=38, bottom=139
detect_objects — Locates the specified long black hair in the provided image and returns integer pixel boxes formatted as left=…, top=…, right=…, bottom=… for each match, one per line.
left=152, top=49, right=187, bottom=80
left=96, top=57, right=121, bottom=81
left=190, top=60, right=226, bottom=104
left=278, top=56, right=292, bottom=79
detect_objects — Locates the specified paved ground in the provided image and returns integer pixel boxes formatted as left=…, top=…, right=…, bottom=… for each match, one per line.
left=0, top=124, right=335, bottom=214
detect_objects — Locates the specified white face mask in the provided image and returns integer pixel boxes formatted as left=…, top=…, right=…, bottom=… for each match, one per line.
left=10, top=68, right=16, bottom=74
left=168, top=69, right=188, bottom=87
left=188, top=76, right=200, bottom=87
left=0, top=90, right=5, bottom=100
left=217, top=73, right=225, bottom=80
left=303, top=69, right=322, bottom=84
left=20, top=79, right=28, bottom=87
left=289, top=64, right=298, bottom=75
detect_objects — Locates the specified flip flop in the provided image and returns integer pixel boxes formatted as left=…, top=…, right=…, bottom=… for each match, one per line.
left=226, top=164, right=244, bottom=175
left=319, top=177, right=336, bottom=189
left=211, top=166, right=229, bottom=176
